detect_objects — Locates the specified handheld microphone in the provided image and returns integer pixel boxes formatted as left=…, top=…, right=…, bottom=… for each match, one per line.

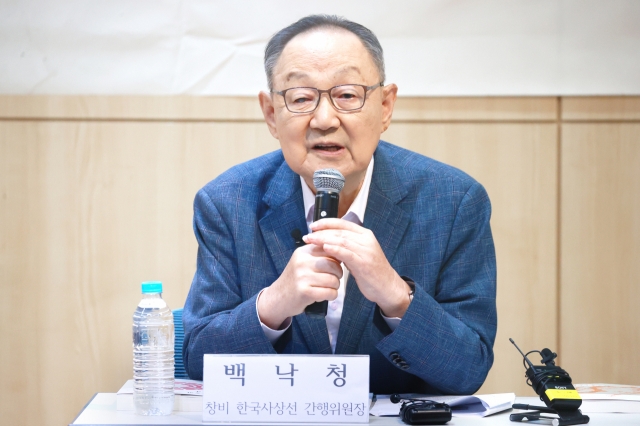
left=304, top=168, right=345, bottom=318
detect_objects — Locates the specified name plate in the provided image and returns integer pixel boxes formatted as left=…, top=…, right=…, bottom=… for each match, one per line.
left=202, top=354, right=369, bottom=423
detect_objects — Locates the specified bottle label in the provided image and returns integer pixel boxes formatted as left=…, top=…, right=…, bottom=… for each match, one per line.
left=138, top=298, right=168, bottom=309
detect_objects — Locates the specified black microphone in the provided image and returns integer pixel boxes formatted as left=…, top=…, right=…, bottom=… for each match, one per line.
left=390, top=394, right=452, bottom=425
left=304, top=168, right=345, bottom=318
left=390, top=394, right=404, bottom=404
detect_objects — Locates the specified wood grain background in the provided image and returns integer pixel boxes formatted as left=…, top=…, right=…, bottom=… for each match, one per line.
left=1, top=96, right=638, bottom=425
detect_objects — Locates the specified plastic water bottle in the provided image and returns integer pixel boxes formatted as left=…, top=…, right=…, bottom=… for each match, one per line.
left=132, top=281, right=175, bottom=415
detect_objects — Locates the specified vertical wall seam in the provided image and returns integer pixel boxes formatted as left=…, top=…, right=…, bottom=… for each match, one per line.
left=556, top=96, right=563, bottom=359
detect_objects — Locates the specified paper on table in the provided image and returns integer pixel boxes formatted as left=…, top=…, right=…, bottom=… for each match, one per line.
left=574, top=383, right=640, bottom=413
left=172, top=379, right=203, bottom=395
left=370, top=393, right=515, bottom=417
left=574, top=383, right=640, bottom=401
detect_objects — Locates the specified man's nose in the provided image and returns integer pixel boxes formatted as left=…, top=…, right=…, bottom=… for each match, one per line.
left=311, top=93, right=340, bottom=130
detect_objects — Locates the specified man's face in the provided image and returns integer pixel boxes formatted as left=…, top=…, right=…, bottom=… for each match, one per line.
left=259, top=28, right=397, bottom=192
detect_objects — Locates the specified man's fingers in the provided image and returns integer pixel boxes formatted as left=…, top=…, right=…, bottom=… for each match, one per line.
left=303, top=231, right=363, bottom=250
left=287, top=241, right=346, bottom=306
left=313, top=256, right=343, bottom=277
left=307, top=272, right=341, bottom=290
left=309, top=233, right=358, bottom=249
left=305, top=273, right=340, bottom=302
left=307, top=286, right=339, bottom=303
left=321, top=243, right=359, bottom=265
left=309, top=218, right=365, bottom=233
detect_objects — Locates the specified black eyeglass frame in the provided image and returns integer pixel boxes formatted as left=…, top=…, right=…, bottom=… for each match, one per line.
left=272, top=82, right=384, bottom=114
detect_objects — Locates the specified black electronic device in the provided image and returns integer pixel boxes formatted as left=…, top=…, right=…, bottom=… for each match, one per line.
left=390, top=394, right=452, bottom=425
left=304, top=168, right=345, bottom=318
left=509, top=338, right=590, bottom=426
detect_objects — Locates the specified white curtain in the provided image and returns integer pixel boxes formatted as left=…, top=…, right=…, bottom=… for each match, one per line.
left=1, top=0, right=639, bottom=95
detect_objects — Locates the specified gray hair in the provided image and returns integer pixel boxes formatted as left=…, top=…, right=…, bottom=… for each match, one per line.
left=264, top=14, right=385, bottom=91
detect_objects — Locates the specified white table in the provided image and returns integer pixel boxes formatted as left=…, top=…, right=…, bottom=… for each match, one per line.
left=70, top=394, right=640, bottom=426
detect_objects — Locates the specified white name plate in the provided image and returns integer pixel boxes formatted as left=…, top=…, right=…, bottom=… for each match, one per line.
left=202, top=354, right=369, bottom=423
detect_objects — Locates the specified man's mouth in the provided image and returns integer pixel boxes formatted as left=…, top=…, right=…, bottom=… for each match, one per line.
left=313, top=143, right=343, bottom=152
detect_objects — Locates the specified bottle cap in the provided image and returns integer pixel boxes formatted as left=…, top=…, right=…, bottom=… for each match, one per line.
left=141, top=281, right=163, bottom=294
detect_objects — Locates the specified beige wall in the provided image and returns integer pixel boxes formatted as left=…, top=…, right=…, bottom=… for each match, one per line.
left=1, top=96, right=638, bottom=425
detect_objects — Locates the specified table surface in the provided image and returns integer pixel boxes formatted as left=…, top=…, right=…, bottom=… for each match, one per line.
left=70, top=394, right=640, bottom=426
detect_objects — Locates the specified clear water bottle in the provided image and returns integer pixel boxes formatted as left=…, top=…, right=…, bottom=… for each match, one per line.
left=132, top=281, right=175, bottom=415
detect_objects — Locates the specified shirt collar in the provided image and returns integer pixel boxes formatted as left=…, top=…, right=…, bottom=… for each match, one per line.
left=300, top=157, right=374, bottom=227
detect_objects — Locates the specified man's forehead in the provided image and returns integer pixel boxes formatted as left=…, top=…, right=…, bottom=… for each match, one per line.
left=272, top=29, right=377, bottom=83
left=282, top=66, right=365, bottom=83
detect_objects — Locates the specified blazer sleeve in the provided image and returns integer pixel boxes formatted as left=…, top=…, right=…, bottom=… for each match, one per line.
left=375, top=181, right=497, bottom=394
left=182, top=188, right=276, bottom=380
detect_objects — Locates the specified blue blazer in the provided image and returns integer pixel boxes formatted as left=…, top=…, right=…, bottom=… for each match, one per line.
left=183, top=141, right=497, bottom=395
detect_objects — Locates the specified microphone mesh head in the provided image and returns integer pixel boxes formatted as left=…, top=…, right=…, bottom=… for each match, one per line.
left=313, top=168, right=345, bottom=192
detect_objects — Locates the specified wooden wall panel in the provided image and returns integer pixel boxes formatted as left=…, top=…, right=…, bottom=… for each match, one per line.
left=560, top=123, right=640, bottom=384
left=392, top=97, right=557, bottom=122
left=562, top=97, right=640, bottom=121
left=0, top=119, right=278, bottom=425
left=1, top=123, right=42, bottom=426
left=0, top=96, right=265, bottom=121
left=384, top=123, right=558, bottom=396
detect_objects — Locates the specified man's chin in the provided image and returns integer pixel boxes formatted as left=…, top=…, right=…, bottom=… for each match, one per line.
left=306, top=159, right=348, bottom=177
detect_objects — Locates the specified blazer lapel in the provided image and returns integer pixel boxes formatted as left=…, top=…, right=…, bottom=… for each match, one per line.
left=258, top=162, right=307, bottom=276
left=336, top=146, right=411, bottom=354
left=258, top=160, right=331, bottom=354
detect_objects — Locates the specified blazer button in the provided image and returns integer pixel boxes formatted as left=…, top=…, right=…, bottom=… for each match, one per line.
left=400, top=362, right=410, bottom=370
left=390, top=352, right=400, bottom=361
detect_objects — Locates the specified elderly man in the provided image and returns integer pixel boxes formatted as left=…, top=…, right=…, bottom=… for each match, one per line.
left=183, top=15, right=497, bottom=395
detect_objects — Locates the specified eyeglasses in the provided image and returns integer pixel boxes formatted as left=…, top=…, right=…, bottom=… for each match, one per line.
left=273, top=82, right=383, bottom=113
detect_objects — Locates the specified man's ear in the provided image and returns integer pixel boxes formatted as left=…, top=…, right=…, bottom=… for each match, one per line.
left=259, top=91, right=279, bottom=139
left=380, top=83, right=398, bottom=133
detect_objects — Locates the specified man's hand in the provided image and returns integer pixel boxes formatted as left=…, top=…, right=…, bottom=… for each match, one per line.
left=257, top=243, right=343, bottom=330
left=302, top=219, right=411, bottom=318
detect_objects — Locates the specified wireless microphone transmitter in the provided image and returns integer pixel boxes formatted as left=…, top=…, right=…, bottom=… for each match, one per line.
left=390, top=395, right=451, bottom=425
left=509, top=338, right=589, bottom=425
